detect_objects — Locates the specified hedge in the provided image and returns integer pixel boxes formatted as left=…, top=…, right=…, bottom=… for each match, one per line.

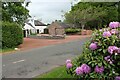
left=65, top=28, right=81, bottom=34
left=2, top=21, right=23, bottom=48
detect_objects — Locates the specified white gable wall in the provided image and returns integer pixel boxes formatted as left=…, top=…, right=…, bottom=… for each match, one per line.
left=23, top=23, right=36, bottom=35
left=24, top=23, right=34, bottom=29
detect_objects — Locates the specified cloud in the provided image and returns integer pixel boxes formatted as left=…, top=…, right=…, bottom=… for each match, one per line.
left=27, top=0, right=78, bottom=24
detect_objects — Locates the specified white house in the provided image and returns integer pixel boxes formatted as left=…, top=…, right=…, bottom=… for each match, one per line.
left=23, top=18, right=47, bottom=37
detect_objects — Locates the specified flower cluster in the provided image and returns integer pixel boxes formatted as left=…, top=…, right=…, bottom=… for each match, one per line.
left=109, top=22, right=120, bottom=29
left=115, top=76, right=120, bottom=80
left=108, top=46, right=119, bottom=54
left=104, top=55, right=114, bottom=64
left=75, top=64, right=91, bottom=75
left=66, top=59, right=72, bottom=69
left=89, top=42, right=98, bottom=50
left=111, top=29, right=118, bottom=34
left=94, top=66, right=104, bottom=74
left=103, top=31, right=111, bottom=38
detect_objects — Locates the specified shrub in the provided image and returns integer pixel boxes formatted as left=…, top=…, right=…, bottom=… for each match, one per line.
left=65, top=28, right=81, bottom=34
left=2, top=21, right=23, bottom=48
left=0, top=22, right=2, bottom=49
left=65, top=22, right=120, bottom=79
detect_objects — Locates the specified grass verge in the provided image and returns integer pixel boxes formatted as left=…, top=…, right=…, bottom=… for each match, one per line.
left=0, top=48, right=15, bottom=54
left=35, top=66, right=73, bottom=79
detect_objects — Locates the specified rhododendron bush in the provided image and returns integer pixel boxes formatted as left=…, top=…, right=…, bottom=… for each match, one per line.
left=66, top=22, right=120, bottom=79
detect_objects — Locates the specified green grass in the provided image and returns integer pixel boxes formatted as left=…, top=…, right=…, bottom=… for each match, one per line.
left=0, top=48, right=15, bottom=53
left=35, top=66, right=73, bottom=78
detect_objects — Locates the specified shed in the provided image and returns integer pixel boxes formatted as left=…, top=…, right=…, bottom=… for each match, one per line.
left=48, top=21, right=70, bottom=36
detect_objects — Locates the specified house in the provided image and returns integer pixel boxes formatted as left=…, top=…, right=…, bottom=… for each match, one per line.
left=23, top=18, right=47, bottom=37
left=48, top=20, right=70, bottom=36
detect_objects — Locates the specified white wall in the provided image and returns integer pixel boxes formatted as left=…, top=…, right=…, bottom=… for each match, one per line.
left=24, top=18, right=47, bottom=34
left=34, top=26, right=47, bottom=33
left=24, top=23, right=34, bottom=29
left=24, top=23, right=36, bottom=34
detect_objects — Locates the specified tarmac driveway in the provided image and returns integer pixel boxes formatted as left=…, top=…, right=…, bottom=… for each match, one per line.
left=2, top=37, right=90, bottom=78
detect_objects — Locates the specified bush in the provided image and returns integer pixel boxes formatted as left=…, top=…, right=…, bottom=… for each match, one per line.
left=2, top=21, right=23, bottom=48
left=65, top=28, right=81, bottom=34
left=65, top=22, right=120, bottom=79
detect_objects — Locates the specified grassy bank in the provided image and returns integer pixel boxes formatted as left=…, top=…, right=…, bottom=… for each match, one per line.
left=0, top=48, right=15, bottom=54
left=36, top=66, right=73, bottom=78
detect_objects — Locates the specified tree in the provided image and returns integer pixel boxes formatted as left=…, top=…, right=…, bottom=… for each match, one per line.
left=64, top=2, right=119, bottom=29
left=2, top=1, right=31, bottom=26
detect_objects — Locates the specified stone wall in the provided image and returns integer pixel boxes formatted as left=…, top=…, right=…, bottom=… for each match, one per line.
left=48, top=22, right=65, bottom=36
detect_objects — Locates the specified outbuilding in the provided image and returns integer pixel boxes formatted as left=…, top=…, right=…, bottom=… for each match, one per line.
left=48, top=21, right=70, bottom=36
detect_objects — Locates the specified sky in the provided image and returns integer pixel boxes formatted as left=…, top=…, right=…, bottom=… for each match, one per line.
left=26, top=0, right=80, bottom=24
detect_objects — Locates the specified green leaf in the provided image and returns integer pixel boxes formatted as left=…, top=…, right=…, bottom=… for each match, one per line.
left=98, top=63, right=102, bottom=67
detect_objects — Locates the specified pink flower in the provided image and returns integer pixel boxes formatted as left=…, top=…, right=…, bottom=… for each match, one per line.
left=111, top=29, right=118, bottom=34
left=94, top=66, right=104, bottom=74
left=108, top=46, right=118, bottom=54
left=89, top=42, right=97, bottom=50
left=109, top=61, right=113, bottom=64
left=115, top=76, right=120, bottom=80
left=75, top=64, right=91, bottom=75
left=117, top=48, right=120, bottom=54
left=81, top=64, right=91, bottom=74
left=104, top=56, right=110, bottom=61
left=66, top=59, right=71, bottom=64
left=109, top=22, right=119, bottom=29
left=66, top=63, right=72, bottom=69
left=103, top=31, right=111, bottom=38
left=75, top=67, right=83, bottom=75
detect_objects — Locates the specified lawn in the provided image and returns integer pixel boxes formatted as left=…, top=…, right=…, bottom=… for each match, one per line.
left=0, top=48, right=15, bottom=54
left=35, top=66, right=73, bottom=79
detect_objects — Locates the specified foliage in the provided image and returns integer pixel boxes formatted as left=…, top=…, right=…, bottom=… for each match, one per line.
left=2, top=21, right=23, bottom=48
left=66, top=22, right=120, bottom=79
left=2, top=1, right=30, bottom=26
left=65, top=28, right=81, bottom=34
left=64, top=2, right=118, bottom=29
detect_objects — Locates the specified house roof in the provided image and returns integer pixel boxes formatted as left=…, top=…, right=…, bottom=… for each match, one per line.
left=49, top=21, right=70, bottom=28
left=58, top=22, right=70, bottom=28
left=26, top=23, right=35, bottom=29
left=25, top=19, right=46, bottom=26
left=34, top=20, right=46, bottom=26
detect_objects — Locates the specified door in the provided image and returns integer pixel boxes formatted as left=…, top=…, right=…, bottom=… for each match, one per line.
left=37, top=29, right=39, bottom=34
left=44, top=28, right=49, bottom=34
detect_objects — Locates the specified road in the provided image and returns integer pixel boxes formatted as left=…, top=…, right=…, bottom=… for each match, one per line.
left=2, top=38, right=89, bottom=78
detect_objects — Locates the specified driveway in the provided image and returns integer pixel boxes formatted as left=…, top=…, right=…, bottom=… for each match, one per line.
left=2, top=37, right=89, bottom=78
left=19, top=35, right=90, bottom=51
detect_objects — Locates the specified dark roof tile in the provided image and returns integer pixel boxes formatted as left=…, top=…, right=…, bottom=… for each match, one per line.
left=34, top=20, right=46, bottom=26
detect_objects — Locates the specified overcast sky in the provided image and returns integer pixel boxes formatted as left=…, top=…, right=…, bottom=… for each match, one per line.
left=27, top=0, right=79, bottom=24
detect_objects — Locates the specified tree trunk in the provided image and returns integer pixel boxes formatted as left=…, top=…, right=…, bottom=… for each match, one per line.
left=81, top=22, right=85, bottom=30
